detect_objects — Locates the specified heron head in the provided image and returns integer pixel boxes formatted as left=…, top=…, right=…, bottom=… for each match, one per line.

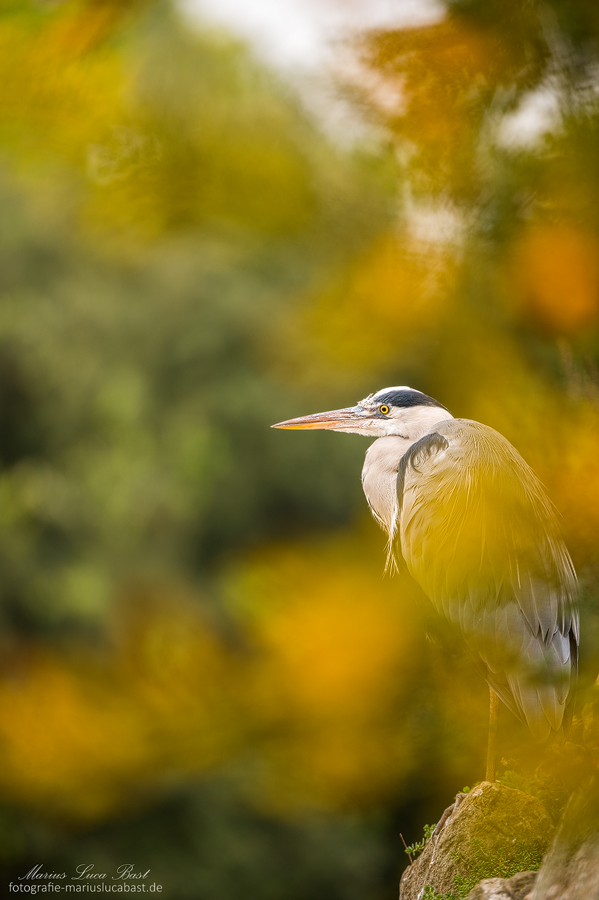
left=271, top=387, right=451, bottom=437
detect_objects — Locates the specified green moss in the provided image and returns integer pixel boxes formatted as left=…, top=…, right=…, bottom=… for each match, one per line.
left=423, top=836, right=545, bottom=900
left=497, top=769, right=531, bottom=794
left=422, top=886, right=455, bottom=900
left=403, top=823, right=436, bottom=860
left=451, top=837, right=545, bottom=898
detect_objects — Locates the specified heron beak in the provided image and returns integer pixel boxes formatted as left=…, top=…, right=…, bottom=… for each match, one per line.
left=271, top=406, right=371, bottom=431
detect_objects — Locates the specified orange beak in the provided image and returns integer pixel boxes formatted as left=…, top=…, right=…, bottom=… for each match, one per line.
left=271, top=406, right=372, bottom=431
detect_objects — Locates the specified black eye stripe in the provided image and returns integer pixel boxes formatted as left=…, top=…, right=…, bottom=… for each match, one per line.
left=375, top=390, right=449, bottom=412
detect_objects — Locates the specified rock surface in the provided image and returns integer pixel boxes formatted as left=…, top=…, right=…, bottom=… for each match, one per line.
left=399, top=782, right=554, bottom=900
left=530, top=775, right=599, bottom=900
left=465, top=870, right=538, bottom=899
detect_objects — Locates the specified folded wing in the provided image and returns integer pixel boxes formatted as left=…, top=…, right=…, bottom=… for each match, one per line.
left=397, top=419, right=579, bottom=740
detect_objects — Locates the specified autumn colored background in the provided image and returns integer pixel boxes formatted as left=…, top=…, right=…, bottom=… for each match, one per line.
left=0, top=0, right=598, bottom=897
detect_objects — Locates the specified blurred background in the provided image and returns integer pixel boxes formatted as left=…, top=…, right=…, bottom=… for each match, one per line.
left=0, top=0, right=598, bottom=896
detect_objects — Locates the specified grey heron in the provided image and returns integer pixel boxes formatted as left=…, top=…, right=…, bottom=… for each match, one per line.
left=272, top=386, right=579, bottom=780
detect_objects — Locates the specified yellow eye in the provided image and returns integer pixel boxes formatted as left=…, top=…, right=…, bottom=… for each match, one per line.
left=379, top=405, right=390, bottom=415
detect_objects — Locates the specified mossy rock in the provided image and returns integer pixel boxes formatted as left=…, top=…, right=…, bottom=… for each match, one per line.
left=530, top=775, right=599, bottom=900
left=465, top=870, right=537, bottom=899
left=400, top=782, right=554, bottom=900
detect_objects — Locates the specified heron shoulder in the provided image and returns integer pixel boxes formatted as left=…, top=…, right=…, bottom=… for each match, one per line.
left=431, top=418, right=539, bottom=478
left=434, top=417, right=519, bottom=448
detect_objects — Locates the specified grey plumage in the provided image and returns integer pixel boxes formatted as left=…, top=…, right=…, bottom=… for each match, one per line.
left=272, top=386, right=579, bottom=740
left=397, top=419, right=577, bottom=739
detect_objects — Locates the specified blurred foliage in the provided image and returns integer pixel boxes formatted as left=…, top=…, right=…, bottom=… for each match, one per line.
left=0, top=0, right=598, bottom=898
left=352, top=0, right=599, bottom=578
left=0, top=0, right=395, bottom=639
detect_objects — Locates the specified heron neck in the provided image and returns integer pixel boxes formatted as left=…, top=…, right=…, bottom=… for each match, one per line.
left=361, top=436, right=411, bottom=537
left=361, top=409, right=453, bottom=538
